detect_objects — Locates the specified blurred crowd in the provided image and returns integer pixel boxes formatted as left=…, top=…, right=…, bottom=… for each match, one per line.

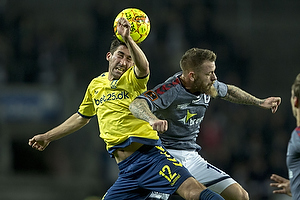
left=1, top=0, right=250, bottom=87
left=0, top=0, right=295, bottom=200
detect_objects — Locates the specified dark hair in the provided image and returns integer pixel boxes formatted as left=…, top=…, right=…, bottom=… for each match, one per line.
left=292, top=73, right=300, bottom=99
left=180, top=48, right=216, bottom=72
left=109, top=37, right=127, bottom=54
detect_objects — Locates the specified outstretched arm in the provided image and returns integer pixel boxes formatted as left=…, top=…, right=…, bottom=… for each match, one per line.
left=222, top=84, right=281, bottom=113
left=270, top=174, right=292, bottom=197
left=129, top=98, right=168, bottom=133
left=117, top=17, right=149, bottom=78
left=28, top=113, right=91, bottom=151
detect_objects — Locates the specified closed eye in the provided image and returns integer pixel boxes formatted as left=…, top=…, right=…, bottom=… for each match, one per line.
left=117, top=51, right=132, bottom=62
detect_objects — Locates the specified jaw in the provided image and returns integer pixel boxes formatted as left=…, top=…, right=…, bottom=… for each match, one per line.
left=204, top=85, right=217, bottom=98
left=109, top=67, right=126, bottom=80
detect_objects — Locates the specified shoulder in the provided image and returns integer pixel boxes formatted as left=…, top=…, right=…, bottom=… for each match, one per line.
left=94, top=72, right=108, bottom=80
left=85, top=73, right=108, bottom=91
left=290, top=127, right=300, bottom=145
left=293, top=126, right=300, bottom=138
left=90, top=72, right=107, bottom=83
left=154, top=76, right=181, bottom=95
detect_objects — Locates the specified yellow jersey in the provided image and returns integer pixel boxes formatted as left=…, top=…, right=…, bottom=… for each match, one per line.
left=78, top=66, right=160, bottom=154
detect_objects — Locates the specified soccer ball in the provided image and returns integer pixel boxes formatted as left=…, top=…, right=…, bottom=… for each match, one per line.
left=113, top=8, right=150, bottom=44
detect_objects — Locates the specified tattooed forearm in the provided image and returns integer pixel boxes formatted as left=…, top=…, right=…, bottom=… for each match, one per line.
left=223, top=85, right=264, bottom=106
left=129, top=98, right=158, bottom=122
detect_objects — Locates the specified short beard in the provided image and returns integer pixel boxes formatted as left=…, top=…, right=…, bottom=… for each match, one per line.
left=205, top=85, right=218, bottom=98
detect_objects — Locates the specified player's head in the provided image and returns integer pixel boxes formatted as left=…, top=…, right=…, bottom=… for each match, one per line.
left=291, top=73, right=300, bottom=118
left=109, top=38, right=126, bottom=54
left=106, top=38, right=134, bottom=80
left=180, top=48, right=218, bottom=97
left=180, top=48, right=217, bottom=71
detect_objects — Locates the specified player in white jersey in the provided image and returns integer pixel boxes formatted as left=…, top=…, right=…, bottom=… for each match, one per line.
left=129, top=48, right=281, bottom=200
left=270, top=73, right=300, bottom=200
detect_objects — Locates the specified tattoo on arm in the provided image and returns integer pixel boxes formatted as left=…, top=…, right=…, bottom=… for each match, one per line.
left=223, top=85, right=264, bottom=106
left=129, top=99, right=158, bottom=123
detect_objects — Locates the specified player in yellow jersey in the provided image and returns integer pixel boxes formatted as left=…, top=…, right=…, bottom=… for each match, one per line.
left=28, top=17, right=224, bottom=200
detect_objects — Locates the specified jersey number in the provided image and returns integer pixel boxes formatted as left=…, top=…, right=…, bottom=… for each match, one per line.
left=159, top=165, right=177, bottom=182
left=156, top=146, right=182, bottom=185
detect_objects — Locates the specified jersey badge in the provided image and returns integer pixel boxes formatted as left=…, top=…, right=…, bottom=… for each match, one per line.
left=110, top=80, right=118, bottom=89
left=144, top=90, right=158, bottom=101
left=178, top=110, right=197, bottom=123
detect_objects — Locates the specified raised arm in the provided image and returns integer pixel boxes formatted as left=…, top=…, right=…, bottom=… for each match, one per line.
left=28, top=113, right=91, bottom=151
left=117, top=17, right=149, bottom=78
left=222, top=84, right=281, bottom=113
left=129, top=98, right=168, bottom=133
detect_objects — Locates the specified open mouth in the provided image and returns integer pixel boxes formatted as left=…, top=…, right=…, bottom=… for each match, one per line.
left=116, top=67, right=125, bottom=73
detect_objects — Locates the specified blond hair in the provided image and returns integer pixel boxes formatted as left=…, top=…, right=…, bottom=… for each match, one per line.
left=180, top=48, right=216, bottom=73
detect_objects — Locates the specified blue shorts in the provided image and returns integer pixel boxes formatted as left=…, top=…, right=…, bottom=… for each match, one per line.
left=102, top=145, right=192, bottom=200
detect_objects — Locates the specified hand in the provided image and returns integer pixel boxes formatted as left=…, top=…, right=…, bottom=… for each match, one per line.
left=270, top=174, right=292, bottom=197
left=117, top=17, right=131, bottom=41
left=28, top=134, right=50, bottom=151
left=261, top=97, right=281, bottom=113
left=150, top=119, right=168, bottom=134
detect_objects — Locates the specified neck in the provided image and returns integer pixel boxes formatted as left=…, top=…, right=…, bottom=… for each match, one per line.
left=179, top=74, right=188, bottom=87
left=180, top=74, right=193, bottom=91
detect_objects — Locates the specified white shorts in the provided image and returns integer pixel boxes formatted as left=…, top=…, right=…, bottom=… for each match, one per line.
left=167, top=149, right=236, bottom=194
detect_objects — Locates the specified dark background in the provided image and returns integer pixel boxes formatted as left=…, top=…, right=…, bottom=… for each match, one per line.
left=0, top=0, right=299, bottom=199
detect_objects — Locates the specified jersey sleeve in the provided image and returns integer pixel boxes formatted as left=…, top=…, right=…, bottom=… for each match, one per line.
left=77, top=81, right=96, bottom=118
left=130, top=66, right=149, bottom=91
left=138, top=81, right=179, bottom=112
left=214, top=80, right=228, bottom=97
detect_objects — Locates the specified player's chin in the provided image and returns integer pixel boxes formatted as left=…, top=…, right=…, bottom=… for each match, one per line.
left=203, top=86, right=211, bottom=93
left=112, top=71, right=123, bottom=79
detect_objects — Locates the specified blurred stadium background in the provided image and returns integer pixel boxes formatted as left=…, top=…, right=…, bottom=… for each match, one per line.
left=0, top=0, right=299, bottom=199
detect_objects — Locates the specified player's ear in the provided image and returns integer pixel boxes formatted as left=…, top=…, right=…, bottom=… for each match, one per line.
left=106, top=52, right=112, bottom=61
left=294, top=97, right=299, bottom=108
left=188, top=71, right=195, bottom=81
